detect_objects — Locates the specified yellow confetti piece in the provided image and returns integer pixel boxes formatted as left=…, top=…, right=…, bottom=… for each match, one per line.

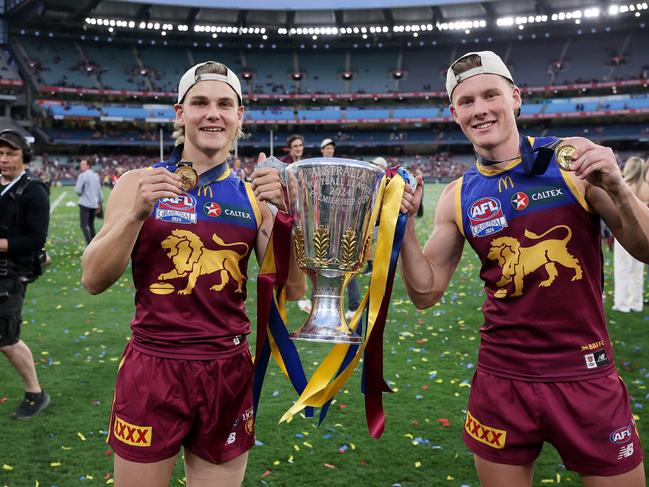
left=288, top=455, right=294, bottom=463
left=404, top=433, right=414, bottom=439
left=293, top=444, right=300, bottom=451
left=303, top=442, right=312, bottom=448
left=35, top=481, right=39, bottom=487
left=540, top=480, right=555, bottom=484
left=273, top=460, right=280, bottom=466
left=56, top=305, right=62, bottom=309
left=446, top=475, right=454, bottom=480
left=415, top=461, right=421, bottom=468
left=85, top=476, right=93, bottom=480
left=2, top=464, right=13, bottom=471
left=350, top=443, right=356, bottom=450
left=61, top=446, right=72, bottom=450
left=50, top=462, right=61, bottom=468
left=78, top=432, right=87, bottom=441
left=106, top=479, right=114, bottom=484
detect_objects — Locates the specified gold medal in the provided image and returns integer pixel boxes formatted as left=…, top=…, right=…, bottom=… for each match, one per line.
left=556, top=144, right=576, bottom=171
left=175, top=161, right=198, bottom=192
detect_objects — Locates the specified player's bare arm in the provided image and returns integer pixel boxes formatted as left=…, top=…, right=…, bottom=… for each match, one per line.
left=399, top=180, right=465, bottom=309
left=81, top=167, right=182, bottom=294
left=251, top=153, right=306, bottom=301
left=565, top=137, right=649, bottom=263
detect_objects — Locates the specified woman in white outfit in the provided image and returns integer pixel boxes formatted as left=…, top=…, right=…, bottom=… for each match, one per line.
left=614, top=156, right=649, bottom=312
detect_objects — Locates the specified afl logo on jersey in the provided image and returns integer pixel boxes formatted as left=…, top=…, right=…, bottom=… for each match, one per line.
left=468, top=197, right=508, bottom=238
left=155, top=194, right=197, bottom=224
left=510, top=192, right=529, bottom=210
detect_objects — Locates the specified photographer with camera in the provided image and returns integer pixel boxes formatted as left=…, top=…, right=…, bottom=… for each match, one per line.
left=0, top=129, right=51, bottom=419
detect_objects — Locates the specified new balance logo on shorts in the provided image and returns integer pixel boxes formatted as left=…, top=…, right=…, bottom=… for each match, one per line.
left=113, top=415, right=152, bottom=447
left=465, top=410, right=507, bottom=449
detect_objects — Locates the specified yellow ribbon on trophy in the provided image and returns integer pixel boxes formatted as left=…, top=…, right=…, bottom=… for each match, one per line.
left=279, top=172, right=405, bottom=423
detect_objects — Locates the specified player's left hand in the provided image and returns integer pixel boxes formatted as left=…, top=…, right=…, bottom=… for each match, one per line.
left=563, top=137, right=623, bottom=194
left=250, top=152, right=287, bottom=211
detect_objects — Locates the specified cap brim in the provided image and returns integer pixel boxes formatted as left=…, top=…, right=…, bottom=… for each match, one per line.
left=0, top=136, right=22, bottom=150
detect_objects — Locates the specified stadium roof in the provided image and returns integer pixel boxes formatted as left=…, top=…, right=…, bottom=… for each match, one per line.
left=8, top=0, right=624, bottom=29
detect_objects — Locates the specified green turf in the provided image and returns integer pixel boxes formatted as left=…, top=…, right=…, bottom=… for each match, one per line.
left=0, top=184, right=646, bottom=486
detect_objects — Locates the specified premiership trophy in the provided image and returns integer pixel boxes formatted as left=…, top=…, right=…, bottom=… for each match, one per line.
left=286, top=158, right=384, bottom=344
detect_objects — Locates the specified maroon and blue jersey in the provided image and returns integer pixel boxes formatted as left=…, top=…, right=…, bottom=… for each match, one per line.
left=456, top=136, right=612, bottom=381
left=130, top=146, right=261, bottom=359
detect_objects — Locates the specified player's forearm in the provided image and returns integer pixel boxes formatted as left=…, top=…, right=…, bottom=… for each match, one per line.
left=81, top=215, right=144, bottom=294
left=608, top=184, right=649, bottom=263
left=399, top=219, right=444, bottom=309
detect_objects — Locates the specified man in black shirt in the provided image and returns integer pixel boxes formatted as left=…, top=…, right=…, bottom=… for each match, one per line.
left=0, top=130, right=50, bottom=419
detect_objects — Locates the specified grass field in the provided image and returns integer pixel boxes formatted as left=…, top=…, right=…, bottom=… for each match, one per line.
left=0, top=183, right=647, bottom=486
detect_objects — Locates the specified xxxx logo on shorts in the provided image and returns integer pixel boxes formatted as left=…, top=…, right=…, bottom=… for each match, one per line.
left=465, top=410, right=507, bottom=449
left=113, top=415, right=152, bottom=447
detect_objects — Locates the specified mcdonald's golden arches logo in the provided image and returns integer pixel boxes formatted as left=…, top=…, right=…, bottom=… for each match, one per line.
left=498, top=176, right=514, bottom=193
left=198, top=185, right=213, bottom=198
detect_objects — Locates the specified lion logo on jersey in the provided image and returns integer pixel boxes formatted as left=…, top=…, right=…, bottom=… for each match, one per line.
left=487, top=224, right=582, bottom=298
left=157, top=229, right=248, bottom=295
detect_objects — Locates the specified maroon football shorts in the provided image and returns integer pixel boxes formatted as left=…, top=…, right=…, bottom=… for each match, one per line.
left=108, top=343, right=255, bottom=464
left=463, top=369, right=643, bottom=476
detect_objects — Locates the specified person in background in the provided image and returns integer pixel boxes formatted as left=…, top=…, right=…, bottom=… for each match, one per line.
left=613, top=156, right=649, bottom=312
left=0, top=129, right=51, bottom=419
left=280, top=134, right=304, bottom=164
left=231, top=157, right=246, bottom=180
left=75, top=159, right=103, bottom=245
left=320, top=137, right=335, bottom=158
left=399, top=50, right=646, bottom=486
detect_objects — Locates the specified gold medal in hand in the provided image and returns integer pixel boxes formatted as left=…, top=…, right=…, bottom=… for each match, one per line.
left=556, top=144, right=576, bottom=171
left=175, top=161, right=198, bottom=192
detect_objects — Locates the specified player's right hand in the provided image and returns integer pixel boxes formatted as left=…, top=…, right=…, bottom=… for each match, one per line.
left=133, top=167, right=183, bottom=221
left=400, top=174, right=424, bottom=216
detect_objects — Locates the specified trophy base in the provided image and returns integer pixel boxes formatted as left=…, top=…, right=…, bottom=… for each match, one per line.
left=290, top=326, right=362, bottom=344
left=290, top=281, right=363, bottom=344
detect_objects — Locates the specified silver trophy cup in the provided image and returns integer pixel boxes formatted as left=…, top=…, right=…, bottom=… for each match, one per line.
left=286, top=158, right=384, bottom=344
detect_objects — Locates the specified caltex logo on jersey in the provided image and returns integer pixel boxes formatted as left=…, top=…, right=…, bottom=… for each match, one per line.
left=511, top=192, right=529, bottom=210
left=203, top=202, right=222, bottom=217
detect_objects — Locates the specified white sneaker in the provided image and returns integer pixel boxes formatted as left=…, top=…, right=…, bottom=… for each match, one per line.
left=298, top=299, right=312, bottom=313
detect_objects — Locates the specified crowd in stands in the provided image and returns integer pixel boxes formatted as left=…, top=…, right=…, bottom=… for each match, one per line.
left=30, top=149, right=470, bottom=187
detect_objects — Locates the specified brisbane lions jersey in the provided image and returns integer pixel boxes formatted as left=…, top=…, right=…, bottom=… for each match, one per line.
left=456, top=136, right=613, bottom=381
left=130, top=146, right=261, bottom=359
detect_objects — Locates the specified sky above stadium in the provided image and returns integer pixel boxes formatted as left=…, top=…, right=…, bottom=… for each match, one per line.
left=116, top=0, right=473, bottom=9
